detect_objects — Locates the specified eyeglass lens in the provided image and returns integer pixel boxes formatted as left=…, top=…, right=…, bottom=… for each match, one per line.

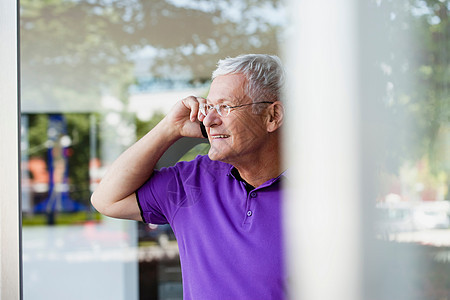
left=200, top=104, right=228, bottom=117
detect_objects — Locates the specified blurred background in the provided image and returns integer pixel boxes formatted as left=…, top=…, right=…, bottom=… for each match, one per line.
left=19, top=0, right=449, bottom=299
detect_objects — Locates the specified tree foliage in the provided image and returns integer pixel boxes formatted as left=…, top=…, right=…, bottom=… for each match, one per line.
left=373, top=0, right=449, bottom=173
left=20, top=0, right=285, bottom=111
left=368, top=0, right=449, bottom=198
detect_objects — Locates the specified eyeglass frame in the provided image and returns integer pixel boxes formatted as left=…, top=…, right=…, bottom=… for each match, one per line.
left=199, top=101, right=275, bottom=117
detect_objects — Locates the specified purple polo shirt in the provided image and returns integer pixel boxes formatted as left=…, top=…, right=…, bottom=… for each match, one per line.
left=137, top=155, right=286, bottom=299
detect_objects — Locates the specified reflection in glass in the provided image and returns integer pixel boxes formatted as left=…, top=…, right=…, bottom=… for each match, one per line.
left=20, top=0, right=286, bottom=299
left=364, top=1, right=450, bottom=299
left=370, top=0, right=450, bottom=242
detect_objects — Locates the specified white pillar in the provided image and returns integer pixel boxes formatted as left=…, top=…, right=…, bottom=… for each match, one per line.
left=283, top=0, right=361, bottom=299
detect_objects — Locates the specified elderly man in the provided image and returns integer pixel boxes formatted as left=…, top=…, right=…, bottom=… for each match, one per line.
left=91, top=54, right=286, bottom=299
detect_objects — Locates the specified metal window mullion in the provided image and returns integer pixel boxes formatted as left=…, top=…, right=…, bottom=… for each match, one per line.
left=0, top=0, right=21, bottom=298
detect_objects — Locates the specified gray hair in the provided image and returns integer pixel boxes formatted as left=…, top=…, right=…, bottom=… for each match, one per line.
left=212, top=54, right=285, bottom=113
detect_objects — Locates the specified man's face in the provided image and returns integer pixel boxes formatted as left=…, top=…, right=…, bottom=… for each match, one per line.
left=203, top=73, right=269, bottom=165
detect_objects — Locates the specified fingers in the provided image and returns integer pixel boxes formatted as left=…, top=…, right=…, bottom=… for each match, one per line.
left=197, top=97, right=207, bottom=121
left=182, top=96, right=206, bottom=122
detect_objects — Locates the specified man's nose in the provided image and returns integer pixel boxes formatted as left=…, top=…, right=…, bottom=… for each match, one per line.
left=202, top=109, right=222, bottom=128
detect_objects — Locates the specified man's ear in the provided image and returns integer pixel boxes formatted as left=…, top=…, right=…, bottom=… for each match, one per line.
left=266, top=101, right=284, bottom=133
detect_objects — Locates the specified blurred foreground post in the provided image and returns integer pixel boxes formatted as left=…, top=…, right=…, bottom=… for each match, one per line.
left=284, top=0, right=361, bottom=299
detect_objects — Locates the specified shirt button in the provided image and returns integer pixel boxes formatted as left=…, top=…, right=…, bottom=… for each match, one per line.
left=250, top=192, right=257, bottom=198
left=247, top=210, right=253, bottom=217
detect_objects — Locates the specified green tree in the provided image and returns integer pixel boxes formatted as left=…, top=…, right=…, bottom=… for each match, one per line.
left=20, top=0, right=285, bottom=111
left=372, top=0, right=449, bottom=197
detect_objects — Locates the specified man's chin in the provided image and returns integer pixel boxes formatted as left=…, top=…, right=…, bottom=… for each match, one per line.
left=207, top=151, right=220, bottom=161
left=207, top=148, right=225, bottom=162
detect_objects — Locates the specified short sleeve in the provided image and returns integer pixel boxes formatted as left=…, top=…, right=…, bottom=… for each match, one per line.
left=136, top=164, right=189, bottom=224
left=136, top=155, right=229, bottom=225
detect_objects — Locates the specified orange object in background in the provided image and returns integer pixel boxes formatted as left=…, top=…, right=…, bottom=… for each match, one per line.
left=28, top=157, right=49, bottom=193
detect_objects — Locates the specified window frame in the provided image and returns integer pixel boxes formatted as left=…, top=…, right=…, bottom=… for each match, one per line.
left=0, top=0, right=22, bottom=298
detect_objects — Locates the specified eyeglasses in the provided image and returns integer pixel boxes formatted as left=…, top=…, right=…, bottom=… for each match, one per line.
left=199, top=101, right=274, bottom=117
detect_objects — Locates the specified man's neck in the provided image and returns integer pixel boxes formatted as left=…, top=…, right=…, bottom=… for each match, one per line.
left=233, top=147, right=282, bottom=188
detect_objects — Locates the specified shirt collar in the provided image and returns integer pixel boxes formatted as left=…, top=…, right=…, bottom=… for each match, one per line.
left=227, top=165, right=288, bottom=187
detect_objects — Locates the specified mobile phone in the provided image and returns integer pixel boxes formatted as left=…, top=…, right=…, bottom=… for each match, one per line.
left=200, top=122, right=208, bottom=138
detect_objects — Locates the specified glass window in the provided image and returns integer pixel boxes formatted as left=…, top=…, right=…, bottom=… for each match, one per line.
left=283, top=0, right=449, bottom=299
left=20, top=0, right=286, bottom=299
left=19, top=0, right=448, bottom=298
left=368, top=1, right=450, bottom=298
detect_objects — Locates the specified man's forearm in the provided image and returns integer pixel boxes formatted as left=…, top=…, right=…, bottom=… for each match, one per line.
left=90, top=118, right=181, bottom=218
